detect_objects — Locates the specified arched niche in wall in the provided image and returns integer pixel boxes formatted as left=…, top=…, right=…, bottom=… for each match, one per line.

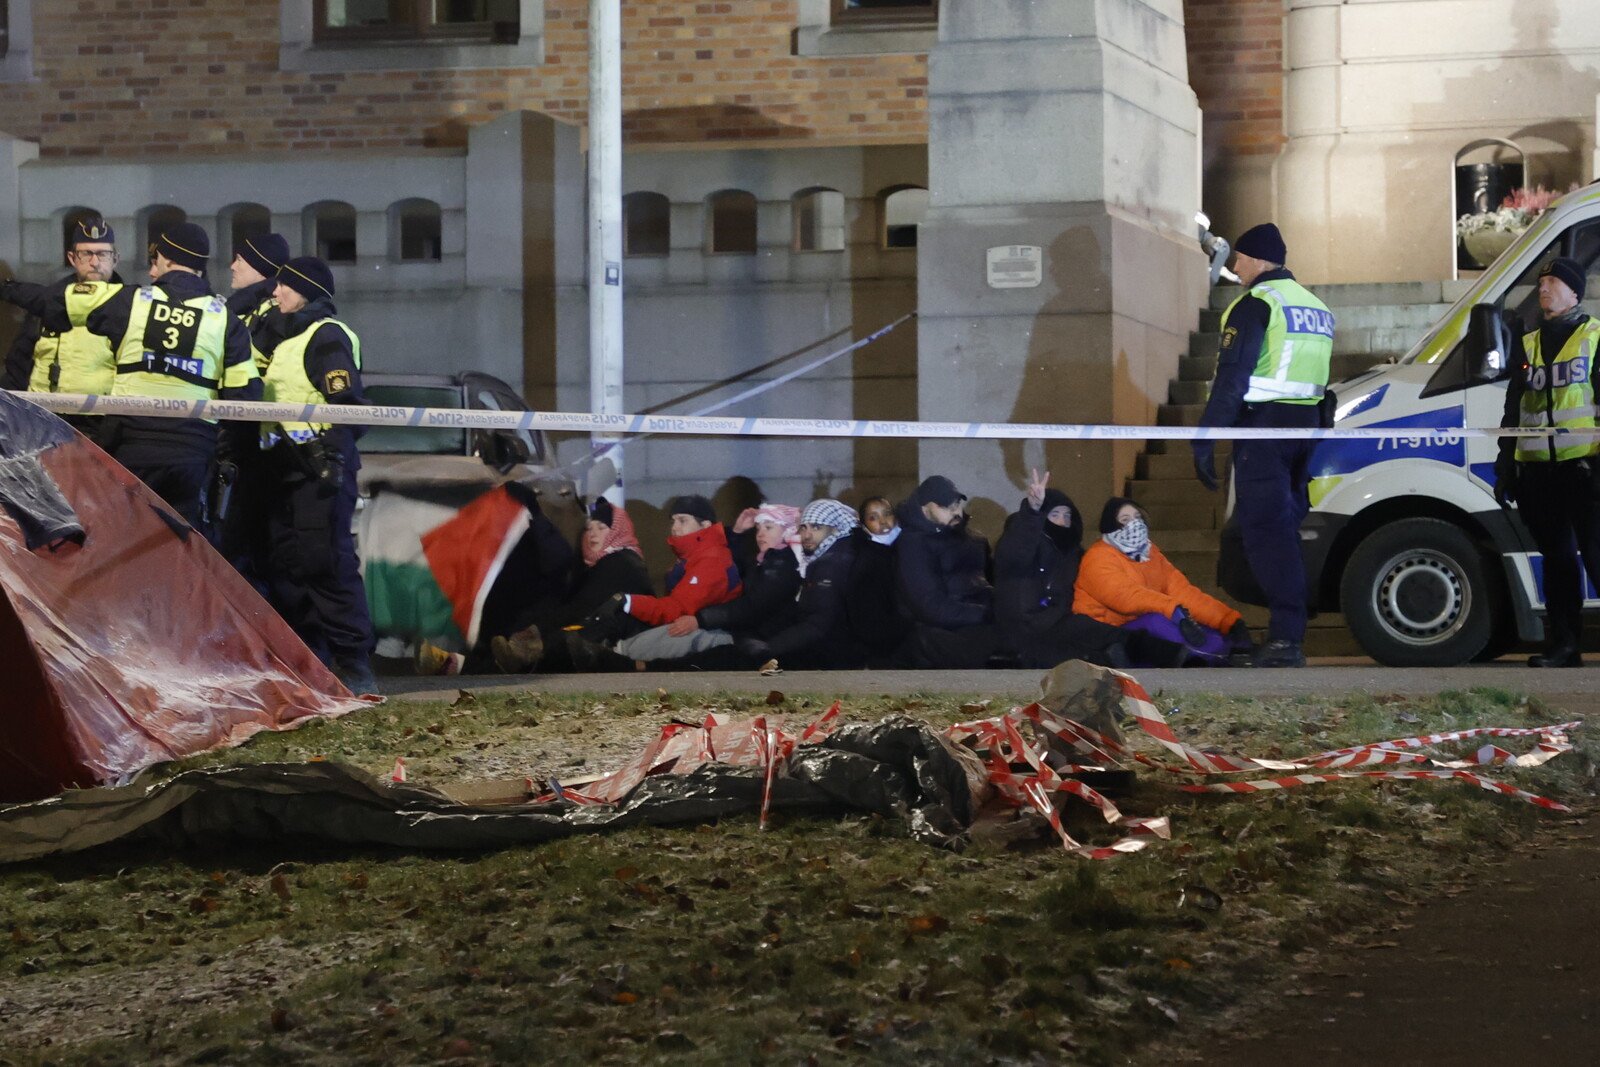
left=624, top=192, right=670, bottom=257
left=56, top=205, right=107, bottom=267
left=304, top=200, right=358, bottom=264
left=390, top=198, right=442, bottom=262
left=793, top=187, right=846, bottom=253
left=138, top=204, right=188, bottom=258
left=707, top=189, right=758, bottom=255
left=880, top=185, right=928, bottom=250
left=219, top=202, right=274, bottom=267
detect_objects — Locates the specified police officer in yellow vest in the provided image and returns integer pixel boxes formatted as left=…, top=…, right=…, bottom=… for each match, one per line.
left=1495, top=256, right=1600, bottom=667
left=0, top=222, right=261, bottom=529
left=1, top=217, right=123, bottom=427
left=1192, top=223, right=1334, bottom=668
left=253, top=256, right=376, bottom=694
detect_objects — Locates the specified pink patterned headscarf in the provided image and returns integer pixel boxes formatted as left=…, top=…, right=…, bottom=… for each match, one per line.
left=752, top=503, right=802, bottom=563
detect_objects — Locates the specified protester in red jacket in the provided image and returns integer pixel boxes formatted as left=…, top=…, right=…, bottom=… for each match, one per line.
left=565, top=494, right=742, bottom=671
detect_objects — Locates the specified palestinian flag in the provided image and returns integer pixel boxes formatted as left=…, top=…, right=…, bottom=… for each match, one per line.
left=420, top=485, right=533, bottom=648
left=359, top=493, right=460, bottom=645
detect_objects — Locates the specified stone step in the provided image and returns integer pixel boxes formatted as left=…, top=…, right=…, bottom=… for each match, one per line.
left=1173, top=351, right=1387, bottom=390
left=1128, top=478, right=1217, bottom=506
left=1168, top=379, right=1209, bottom=405
left=1145, top=528, right=1228, bottom=552
left=1189, top=329, right=1421, bottom=362
left=1157, top=403, right=1203, bottom=427
left=1208, top=280, right=1475, bottom=312
left=1139, top=500, right=1222, bottom=531
left=1137, top=449, right=1228, bottom=481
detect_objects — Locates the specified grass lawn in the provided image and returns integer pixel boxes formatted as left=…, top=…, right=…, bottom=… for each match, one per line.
left=1, top=685, right=1592, bottom=1066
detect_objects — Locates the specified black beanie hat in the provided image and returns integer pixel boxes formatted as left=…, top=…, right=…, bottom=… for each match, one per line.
left=279, top=256, right=336, bottom=302
left=665, top=494, right=717, bottom=525
left=155, top=222, right=210, bottom=271
left=1234, top=222, right=1286, bottom=265
left=238, top=233, right=290, bottom=280
left=1541, top=257, right=1587, bottom=303
left=589, top=497, right=615, bottom=528
left=913, top=475, right=967, bottom=508
left=1098, top=496, right=1144, bottom=534
left=68, top=216, right=115, bottom=249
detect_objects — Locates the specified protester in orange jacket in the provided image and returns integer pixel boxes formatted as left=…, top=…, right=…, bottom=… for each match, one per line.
left=1073, top=498, right=1255, bottom=666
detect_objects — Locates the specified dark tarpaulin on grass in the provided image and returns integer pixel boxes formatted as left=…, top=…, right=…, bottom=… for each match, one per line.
left=0, top=717, right=984, bottom=865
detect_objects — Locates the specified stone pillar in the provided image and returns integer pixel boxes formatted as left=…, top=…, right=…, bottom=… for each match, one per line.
left=465, top=110, right=584, bottom=407
left=917, top=0, right=1205, bottom=534
left=0, top=131, right=41, bottom=363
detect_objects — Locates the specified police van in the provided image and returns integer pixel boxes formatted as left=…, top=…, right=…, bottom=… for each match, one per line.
left=1218, top=184, right=1600, bottom=666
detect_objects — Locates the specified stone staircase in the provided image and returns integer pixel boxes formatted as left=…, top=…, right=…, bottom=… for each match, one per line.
left=1130, top=281, right=1473, bottom=657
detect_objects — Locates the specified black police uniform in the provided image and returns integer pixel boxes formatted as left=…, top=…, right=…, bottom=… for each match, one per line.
left=253, top=296, right=375, bottom=685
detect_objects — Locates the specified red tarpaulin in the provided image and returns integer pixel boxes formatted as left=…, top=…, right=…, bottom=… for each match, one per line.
left=0, top=392, right=373, bottom=802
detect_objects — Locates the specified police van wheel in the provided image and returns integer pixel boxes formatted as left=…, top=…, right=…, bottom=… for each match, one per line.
left=1341, top=518, right=1496, bottom=667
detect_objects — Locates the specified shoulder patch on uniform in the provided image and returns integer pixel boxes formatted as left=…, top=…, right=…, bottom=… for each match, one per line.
left=72, top=282, right=95, bottom=295
left=324, top=369, right=352, bottom=394
left=1221, top=326, right=1238, bottom=349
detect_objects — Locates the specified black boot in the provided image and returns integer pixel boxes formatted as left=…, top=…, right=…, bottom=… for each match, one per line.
left=564, top=632, right=637, bottom=673
left=1529, top=644, right=1582, bottom=668
left=1252, top=639, right=1306, bottom=668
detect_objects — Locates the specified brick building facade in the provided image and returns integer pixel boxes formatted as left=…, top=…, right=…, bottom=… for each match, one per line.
left=0, top=2, right=1277, bottom=164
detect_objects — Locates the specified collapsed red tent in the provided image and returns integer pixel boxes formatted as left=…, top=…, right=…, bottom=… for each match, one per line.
left=0, top=391, right=374, bottom=803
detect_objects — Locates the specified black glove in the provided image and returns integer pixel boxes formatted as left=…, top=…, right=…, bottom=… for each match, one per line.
left=1192, top=443, right=1219, bottom=492
left=737, top=637, right=772, bottom=661
left=579, top=593, right=630, bottom=641
left=503, top=480, right=543, bottom=516
left=1173, top=608, right=1207, bottom=649
left=1493, top=455, right=1518, bottom=507
left=1227, top=619, right=1253, bottom=651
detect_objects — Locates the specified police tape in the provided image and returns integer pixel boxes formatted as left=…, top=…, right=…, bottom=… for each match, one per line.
left=7, top=389, right=1596, bottom=442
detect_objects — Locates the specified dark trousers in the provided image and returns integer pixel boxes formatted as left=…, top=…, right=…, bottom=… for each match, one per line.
left=1517, top=460, right=1600, bottom=648
left=894, top=623, right=1002, bottom=670
left=266, top=460, right=374, bottom=670
left=121, top=456, right=211, bottom=532
left=1233, top=407, right=1317, bottom=643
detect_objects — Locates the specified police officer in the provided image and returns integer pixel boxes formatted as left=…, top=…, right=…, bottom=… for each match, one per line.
left=226, top=232, right=291, bottom=342
left=1495, top=257, right=1600, bottom=667
left=0, top=222, right=261, bottom=529
left=254, top=256, right=377, bottom=694
left=1, top=217, right=123, bottom=429
left=1191, top=223, right=1333, bottom=668
left=216, top=232, right=290, bottom=573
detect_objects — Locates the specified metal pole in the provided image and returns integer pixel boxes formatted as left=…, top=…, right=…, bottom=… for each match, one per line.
left=588, top=0, right=624, bottom=503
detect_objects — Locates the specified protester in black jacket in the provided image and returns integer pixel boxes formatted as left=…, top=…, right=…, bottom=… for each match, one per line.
left=993, top=469, right=1157, bottom=668
left=891, top=475, right=1002, bottom=668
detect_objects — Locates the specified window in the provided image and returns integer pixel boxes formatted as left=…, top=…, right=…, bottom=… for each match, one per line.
left=794, top=0, right=936, bottom=57
left=306, top=201, right=358, bottom=263
left=221, top=203, right=273, bottom=265
left=391, top=198, right=442, bottom=262
left=834, top=0, right=937, bottom=24
left=793, top=188, right=846, bottom=253
left=624, top=193, right=671, bottom=258
left=315, top=0, right=519, bottom=43
left=138, top=205, right=188, bottom=257
left=708, top=190, right=758, bottom=255
left=881, top=186, right=928, bottom=250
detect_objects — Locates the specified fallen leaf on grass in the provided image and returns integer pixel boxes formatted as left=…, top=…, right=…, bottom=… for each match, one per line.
left=270, top=875, right=292, bottom=903
left=450, top=690, right=476, bottom=708
left=960, top=700, right=992, bottom=715
left=906, top=914, right=948, bottom=935
left=766, top=690, right=786, bottom=706
left=1164, top=957, right=1192, bottom=970
left=613, top=866, right=640, bottom=881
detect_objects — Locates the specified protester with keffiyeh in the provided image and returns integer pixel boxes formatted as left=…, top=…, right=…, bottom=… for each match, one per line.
left=1073, top=497, right=1254, bottom=666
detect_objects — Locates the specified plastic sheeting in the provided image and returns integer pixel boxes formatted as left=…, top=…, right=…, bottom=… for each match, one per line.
left=0, top=717, right=985, bottom=864
left=0, top=392, right=374, bottom=803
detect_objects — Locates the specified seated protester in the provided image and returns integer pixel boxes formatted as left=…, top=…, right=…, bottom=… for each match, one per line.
left=891, top=475, right=1002, bottom=669
left=993, top=468, right=1169, bottom=669
left=413, top=482, right=577, bottom=676
left=641, top=504, right=807, bottom=671
left=487, top=497, right=653, bottom=674
left=1073, top=497, right=1254, bottom=666
left=566, top=494, right=741, bottom=670
left=861, top=496, right=900, bottom=546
